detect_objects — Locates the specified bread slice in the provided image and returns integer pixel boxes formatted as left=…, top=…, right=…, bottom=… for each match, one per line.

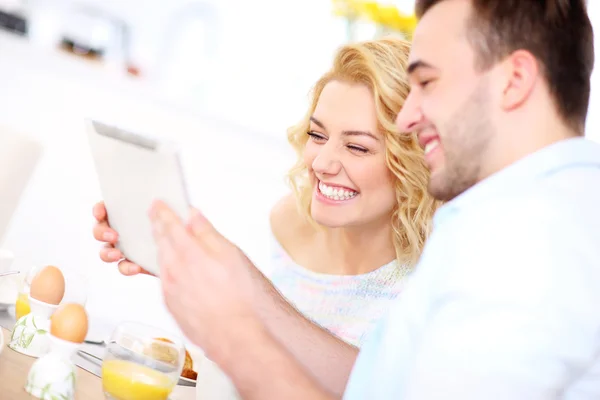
left=181, top=350, right=198, bottom=380
left=152, top=337, right=197, bottom=380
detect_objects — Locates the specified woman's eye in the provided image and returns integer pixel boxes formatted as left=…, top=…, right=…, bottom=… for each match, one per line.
left=348, top=145, right=368, bottom=154
left=307, top=131, right=326, bottom=142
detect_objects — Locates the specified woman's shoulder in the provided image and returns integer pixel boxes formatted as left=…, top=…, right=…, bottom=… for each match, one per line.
left=269, top=194, right=314, bottom=255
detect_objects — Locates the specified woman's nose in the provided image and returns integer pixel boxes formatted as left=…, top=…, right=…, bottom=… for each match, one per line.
left=312, top=143, right=342, bottom=176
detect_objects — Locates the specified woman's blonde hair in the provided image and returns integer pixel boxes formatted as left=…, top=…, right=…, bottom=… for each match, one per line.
left=286, top=37, right=441, bottom=267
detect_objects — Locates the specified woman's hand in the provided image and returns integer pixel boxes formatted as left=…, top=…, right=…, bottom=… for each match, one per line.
left=92, top=201, right=153, bottom=276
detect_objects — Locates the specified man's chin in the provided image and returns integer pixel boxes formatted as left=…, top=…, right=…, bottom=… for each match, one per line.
left=427, top=172, right=452, bottom=202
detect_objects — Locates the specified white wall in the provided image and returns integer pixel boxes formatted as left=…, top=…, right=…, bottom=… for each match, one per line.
left=26, top=0, right=599, bottom=142
left=22, top=0, right=349, bottom=140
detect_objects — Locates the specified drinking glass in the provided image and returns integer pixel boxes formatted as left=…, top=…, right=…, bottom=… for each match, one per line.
left=101, top=321, right=185, bottom=400
left=14, top=265, right=43, bottom=320
left=0, top=249, right=18, bottom=310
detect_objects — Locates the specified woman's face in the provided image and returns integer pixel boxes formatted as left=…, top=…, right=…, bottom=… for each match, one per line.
left=304, top=80, right=397, bottom=229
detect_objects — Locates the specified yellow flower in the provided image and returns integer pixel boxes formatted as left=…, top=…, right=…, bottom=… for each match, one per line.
left=332, top=0, right=417, bottom=36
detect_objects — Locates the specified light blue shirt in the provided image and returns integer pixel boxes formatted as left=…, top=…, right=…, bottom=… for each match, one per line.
left=344, top=138, right=600, bottom=399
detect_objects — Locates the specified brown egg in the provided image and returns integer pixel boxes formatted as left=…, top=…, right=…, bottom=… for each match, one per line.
left=30, top=265, right=65, bottom=305
left=50, top=303, right=88, bottom=343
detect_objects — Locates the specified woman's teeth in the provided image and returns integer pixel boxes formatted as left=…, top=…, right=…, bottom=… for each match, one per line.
left=318, top=182, right=358, bottom=201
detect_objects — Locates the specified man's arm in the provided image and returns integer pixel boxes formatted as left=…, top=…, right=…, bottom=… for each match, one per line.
left=233, top=195, right=359, bottom=397
left=248, top=266, right=359, bottom=398
left=211, top=267, right=357, bottom=400
left=220, top=317, right=338, bottom=400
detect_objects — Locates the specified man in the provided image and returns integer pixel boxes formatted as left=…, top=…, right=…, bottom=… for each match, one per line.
left=96, top=0, right=600, bottom=398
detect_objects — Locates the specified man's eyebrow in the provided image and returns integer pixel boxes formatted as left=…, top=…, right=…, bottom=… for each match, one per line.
left=407, top=60, right=437, bottom=74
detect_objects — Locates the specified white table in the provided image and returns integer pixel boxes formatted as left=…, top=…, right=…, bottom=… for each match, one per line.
left=0, top=310, right=197, bottom=399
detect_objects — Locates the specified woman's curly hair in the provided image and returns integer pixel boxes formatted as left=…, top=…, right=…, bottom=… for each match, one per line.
left=286, top=37, right=442, bottom=267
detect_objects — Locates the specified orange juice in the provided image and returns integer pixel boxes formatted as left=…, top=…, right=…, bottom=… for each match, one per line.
left=102, top=359, right=175, bottom=400
left=15, top=292, right=30, bottom=320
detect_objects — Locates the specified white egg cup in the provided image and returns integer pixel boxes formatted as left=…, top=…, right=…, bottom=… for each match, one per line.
left=8, top=295, right=59, bottom=358
left=25, top=334, right=80, bottom=400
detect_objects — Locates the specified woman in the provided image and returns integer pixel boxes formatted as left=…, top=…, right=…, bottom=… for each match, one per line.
left=267, top=36, right=439, bottom=346
left=92, top=36, right=438, bottom=386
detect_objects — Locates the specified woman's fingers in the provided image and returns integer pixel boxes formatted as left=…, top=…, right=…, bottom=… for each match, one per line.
left=99, top=244, right=122, bottom=262
left=93, top=221, right=118, bottom=243
left=117, top=260, right=152, bottom=276
left=92, top=201, right=107, bottom=222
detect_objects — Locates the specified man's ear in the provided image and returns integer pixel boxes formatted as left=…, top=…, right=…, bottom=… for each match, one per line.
left=499, top=50, right=539, bottom=111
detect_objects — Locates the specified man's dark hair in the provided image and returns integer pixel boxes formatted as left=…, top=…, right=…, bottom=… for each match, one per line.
left=415, top=0, right=594, bottom=133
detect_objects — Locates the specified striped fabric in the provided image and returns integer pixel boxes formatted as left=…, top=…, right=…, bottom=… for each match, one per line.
left=269, top=236, right=411, bottom=347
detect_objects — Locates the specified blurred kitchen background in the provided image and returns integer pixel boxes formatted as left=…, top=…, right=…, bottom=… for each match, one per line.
left=1, top=0, right=599, bottom=341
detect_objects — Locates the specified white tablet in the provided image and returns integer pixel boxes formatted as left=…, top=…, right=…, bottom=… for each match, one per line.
left=86, top=119, right=190, bottom=276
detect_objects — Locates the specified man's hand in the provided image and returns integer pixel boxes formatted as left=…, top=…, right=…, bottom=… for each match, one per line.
left=148, top=200, right=336, bottom=400
left=148, top=200, right=259, bottom=361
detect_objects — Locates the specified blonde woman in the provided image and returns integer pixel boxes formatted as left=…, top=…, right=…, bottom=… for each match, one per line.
left=267, top=36, right=439, bottom=347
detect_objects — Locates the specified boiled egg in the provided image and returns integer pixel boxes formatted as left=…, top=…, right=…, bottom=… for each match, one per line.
left=30, top=265, right=65, bottom=305
left=50, top=303, right=88, bottom=343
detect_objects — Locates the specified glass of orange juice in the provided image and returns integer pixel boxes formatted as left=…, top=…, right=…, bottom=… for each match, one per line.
left=102, top=321, right=185, bottom=400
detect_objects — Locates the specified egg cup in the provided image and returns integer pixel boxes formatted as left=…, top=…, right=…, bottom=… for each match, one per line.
left=8, top=296, right=59, bottom=358
left=25, top=334, right=80, bottom=400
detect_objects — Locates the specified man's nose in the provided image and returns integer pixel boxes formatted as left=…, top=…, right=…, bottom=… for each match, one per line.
left=395, top=91, right=424, bottom=133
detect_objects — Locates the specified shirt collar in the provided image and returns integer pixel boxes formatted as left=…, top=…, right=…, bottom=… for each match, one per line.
left=433, top=137, right=600, bottom=224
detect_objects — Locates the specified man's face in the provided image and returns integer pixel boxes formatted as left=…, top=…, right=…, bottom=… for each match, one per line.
left=396, top=0, right=497, bottom=201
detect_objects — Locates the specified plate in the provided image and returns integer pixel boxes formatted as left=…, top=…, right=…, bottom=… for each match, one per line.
left=177, top=344, right=202, bottom=387
left=178, top=376, right=196, bottom=387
